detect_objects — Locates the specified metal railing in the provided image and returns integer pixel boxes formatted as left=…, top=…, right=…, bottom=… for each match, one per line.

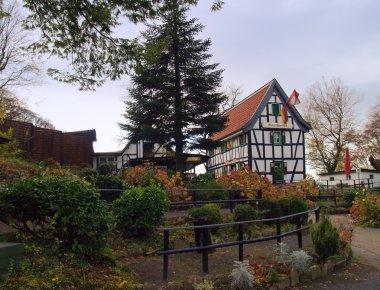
left=97, top=188, right=263, bottom=211
left=157, top=206, right=320, bottom=280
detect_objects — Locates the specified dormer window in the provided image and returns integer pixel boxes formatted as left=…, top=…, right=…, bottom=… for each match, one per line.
left=272, top=103, right=281, bottom=116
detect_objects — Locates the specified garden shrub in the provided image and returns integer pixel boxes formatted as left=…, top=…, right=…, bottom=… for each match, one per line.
left=290, top=250, right=312, bottom=273
left=229, top=260, right=254, bottom=290
left=188, top=204, right=223, bottom=225
left=0, top=176, right=110, bottom=260
left=188, top=180, right=228, bottom=201
left=217, top=168, right=272, bottom=198
left=350, top=190, right=380, bottom=228
left=155, top=169, right=188, bottom=201
left=278, top=195, right=308, bottom=216
left=341, top=190, right=356, bottom=207
left=0, top=157, right=39, bottom=184
left=233, top=204, right=261, bottom=222
left=187, top=172, right=215, bottom=187
left=113, top=184, right=170, bottom=237
left=260, top=197, right=282, bottom=218
left=75, top=167, right=98, bottom=182
left=94, top=174, right=124, bottom=202
left=97, top=163, right=113, bottom=175
left=311, top=215, right=339, bottom=261
left=122, top=165, right=157, bottom=187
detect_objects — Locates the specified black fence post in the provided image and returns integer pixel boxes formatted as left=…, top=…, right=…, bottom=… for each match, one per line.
left=354, top=180, right=356, bottom=189
left=296, top=215, right=302, bottom=248
left=163, top=230, right=169, bottom=280
left=367, top=179, right=370, bottom=189
left=315, top=208, right=320, bottom=222
left=340, top=180, right=343, bottom=191
left=228, top=190, right=233, bottom=213
left=257, top=189, right=262, bottom=210
left=192, top=190, right=197, bottom=207
left=333, top=190, right=337, bottom=207
left=326, top=180, right=329, bottom=189
left=194, top=221, right=202, bottom=253
left=202, top=226, right=210, bottom=273
left=276, top=220, right=281, bottom=244
left=238, top=224, right=244, bottom=261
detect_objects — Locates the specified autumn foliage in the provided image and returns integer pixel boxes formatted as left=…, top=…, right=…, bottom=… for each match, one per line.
left=122, top=165, right=187, bottom=201
left=350, top=189, right=380, bottom=228
left=217, top=166, right=318, bottom=201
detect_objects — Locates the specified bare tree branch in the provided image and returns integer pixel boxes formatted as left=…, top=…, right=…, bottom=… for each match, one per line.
left=0, top=0, right=40, bottom=90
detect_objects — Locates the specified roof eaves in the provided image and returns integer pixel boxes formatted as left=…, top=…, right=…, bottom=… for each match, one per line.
left=243, top=79, right=276, bottom=132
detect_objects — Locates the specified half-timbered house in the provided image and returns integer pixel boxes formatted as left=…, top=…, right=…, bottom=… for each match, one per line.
left=207, top=79, right=311, bottom=184
left=93, top=140, right=207, bottom=175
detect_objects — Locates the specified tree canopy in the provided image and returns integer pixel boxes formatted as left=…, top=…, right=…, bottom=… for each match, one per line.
left=302, top=77, right=358, bottom=173
left=119, top=0, right=227, bottom=172
left=0, top=89, right=54, bottom=128
left=22, top=0, right=224, bottom=90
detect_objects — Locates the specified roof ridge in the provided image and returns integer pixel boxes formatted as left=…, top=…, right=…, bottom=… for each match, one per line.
left=223, top=79, right=275, bottom=115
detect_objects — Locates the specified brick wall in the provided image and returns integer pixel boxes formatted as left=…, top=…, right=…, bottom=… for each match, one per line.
left=0, top=119, right=96, bottom=166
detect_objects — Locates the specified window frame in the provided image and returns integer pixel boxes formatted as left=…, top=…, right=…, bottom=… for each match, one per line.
left=273, top=131, right=282, bottom=145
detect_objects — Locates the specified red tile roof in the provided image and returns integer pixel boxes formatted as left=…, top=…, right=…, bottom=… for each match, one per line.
left=211, top=81, right=272, bottom=141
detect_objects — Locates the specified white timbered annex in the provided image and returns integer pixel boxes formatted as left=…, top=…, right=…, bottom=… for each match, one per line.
left=207, top=79, right=311, bottom=184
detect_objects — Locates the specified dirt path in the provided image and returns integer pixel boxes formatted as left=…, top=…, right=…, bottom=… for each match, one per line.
left=124, top=234, right=313, bottom=288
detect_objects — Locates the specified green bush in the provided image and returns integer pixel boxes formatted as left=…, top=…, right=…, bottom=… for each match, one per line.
left=0, top=176, right=110, bottom=260
left=188, top=204, right=223, bottom=224
left=112, top=184, right=169, bottom=237
left=75, top=167, right=98, bottom=182
left=311, top=215, right=339, bottom=262
left=188, top=173, right=215, bottom=186
left=94, top=174, right=124, bottom=202
left=233, top=204, right=261, bottom=222
left=278, top=195, right=308, bottom=216
left=97, top=163, right=113, bottom=175
left=189, top=180, right=228, bottom=201
left=341, top=190, right=356, bottom=207
left=260, top=197, right=282, bottom=218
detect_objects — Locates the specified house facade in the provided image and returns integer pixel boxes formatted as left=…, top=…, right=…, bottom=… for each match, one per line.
left=207, top=79, right=311, bottom=184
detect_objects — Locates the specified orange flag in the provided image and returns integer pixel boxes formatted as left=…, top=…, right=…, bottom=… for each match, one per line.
left=281, top=105, right=287, bottom=125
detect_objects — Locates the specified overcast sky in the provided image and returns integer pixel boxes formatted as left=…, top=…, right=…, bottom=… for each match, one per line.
left=14, top=0, right=380, bottom=153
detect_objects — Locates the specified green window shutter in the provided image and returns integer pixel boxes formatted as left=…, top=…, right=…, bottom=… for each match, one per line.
left=239, top=135, right=245, bottom=146
left=238, top=163, right=244, bottom=170
left=272, top=103, right=280, bottom=116
left=221, top=143, right=226, bottom=153
left=222, top=166, right=227, bottom=174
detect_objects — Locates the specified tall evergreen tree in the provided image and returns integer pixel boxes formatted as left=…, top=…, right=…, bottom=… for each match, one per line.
left=120, top=0, right=227, bottom=173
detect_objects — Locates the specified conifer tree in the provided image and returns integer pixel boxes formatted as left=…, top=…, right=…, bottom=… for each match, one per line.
left=120, top=0, right=226, bottom=172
